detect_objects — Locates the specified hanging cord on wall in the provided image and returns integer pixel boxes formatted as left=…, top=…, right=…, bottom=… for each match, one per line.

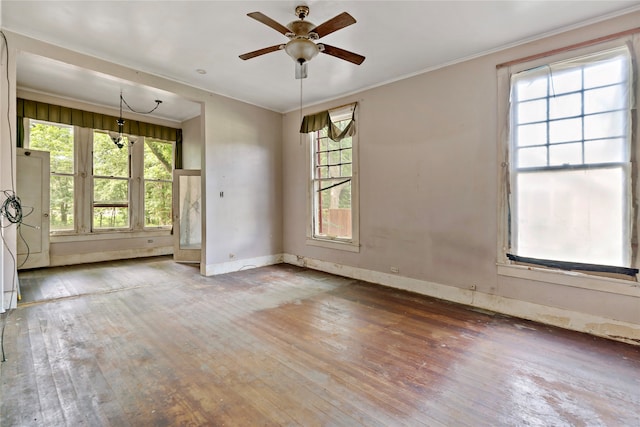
left=299, top=76, right=304, bottom=145
left=120, top=93, right=162, bottom=115
left=0, top=30, right=20, bottom=363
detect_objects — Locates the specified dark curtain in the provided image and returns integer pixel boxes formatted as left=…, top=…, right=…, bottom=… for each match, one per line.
left=17, top=98, right=182, bottom=166
left=299, top=103, right=357, bottom=141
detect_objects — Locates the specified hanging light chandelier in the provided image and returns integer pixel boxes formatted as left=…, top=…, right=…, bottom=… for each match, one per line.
left=111, top=91, right=163, bottom=149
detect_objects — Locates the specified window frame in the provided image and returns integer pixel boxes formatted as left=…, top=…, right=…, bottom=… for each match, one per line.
left=92, top=130, right=132, bottom=231
left=306, top=106, right=360, bottom=252
left=24, top=118, right=174, bottom=238
left=497, top=37, right=640, bottom=284
left=141, top=138, right=175, bottom=230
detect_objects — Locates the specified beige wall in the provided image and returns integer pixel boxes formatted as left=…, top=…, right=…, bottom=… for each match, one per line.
left=0, top=32, right=283, bottom=282
left=181, top=115, right=202, bottom=170
left=202, top=96, right=283, bottom=274
left=282, top=11, right=640, bottom=341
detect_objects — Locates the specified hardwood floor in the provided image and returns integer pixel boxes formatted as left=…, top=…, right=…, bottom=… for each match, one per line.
left=2, top=256, right=639, bottom=426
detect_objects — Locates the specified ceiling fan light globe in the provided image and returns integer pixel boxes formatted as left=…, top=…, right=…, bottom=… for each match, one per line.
left=285, top=39, right=318, bottom=64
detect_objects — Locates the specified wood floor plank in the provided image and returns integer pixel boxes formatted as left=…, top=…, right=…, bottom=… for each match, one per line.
left=2, top=257, right=639, bottom=426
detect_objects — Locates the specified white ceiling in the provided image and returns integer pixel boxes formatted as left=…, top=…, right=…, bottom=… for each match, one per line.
left=2, top=1, right=640, bottom=121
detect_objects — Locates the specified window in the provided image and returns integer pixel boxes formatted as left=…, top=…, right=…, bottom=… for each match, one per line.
left=507, top=46, right=634, bottom=269
left=308, top=105, right=359, bottom=251
left=28, top=121, right=75, bottom=231
left=25, top=119, right=174, bottom=235
left=143, top=139, right=174, bottom=228
left=93, top=131, right=130, bottom=229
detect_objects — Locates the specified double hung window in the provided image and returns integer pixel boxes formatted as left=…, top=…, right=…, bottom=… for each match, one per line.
left=308, top=104, right=359, bottom=251
left=506, top=45, right=636, bottom=272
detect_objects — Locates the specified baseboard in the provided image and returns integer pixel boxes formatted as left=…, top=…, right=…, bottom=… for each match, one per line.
left=204, top=253, right=284, bottom=276
left=49, top=246, right=173, bottom=267
left=283, top=254, right=640, bottom=345
left=2, top=276, right=19, bottom=312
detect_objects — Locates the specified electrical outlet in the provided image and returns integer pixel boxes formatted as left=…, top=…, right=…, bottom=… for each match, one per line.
left=390, top=266, right=399, bottom=273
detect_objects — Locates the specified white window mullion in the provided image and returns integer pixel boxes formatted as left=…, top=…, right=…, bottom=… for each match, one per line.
left=130, top=136, right=144, bottom=230
left=76, top=126, right=92, bottom=234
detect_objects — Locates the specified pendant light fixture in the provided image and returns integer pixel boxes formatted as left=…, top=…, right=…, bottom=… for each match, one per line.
left=111, top=91, right=163, bottom=149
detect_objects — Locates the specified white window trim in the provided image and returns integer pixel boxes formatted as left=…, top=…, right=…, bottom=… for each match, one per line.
left=496, top=36, right=640, bottom=291
left=306, top=107, right=360, bottom=252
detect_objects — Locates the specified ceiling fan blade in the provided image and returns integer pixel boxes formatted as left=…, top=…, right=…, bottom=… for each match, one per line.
left=239, top=45, right=283, bottom=60
left=311, top=12, right=356, bottom=39
left=320, top=44, right=365, bottom=65
left=247, top=11, right=290, bottom=36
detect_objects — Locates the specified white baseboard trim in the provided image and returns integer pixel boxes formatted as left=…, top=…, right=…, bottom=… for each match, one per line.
left=204, top=254, right=284, bottom=276
left=283, top=254, right=640, bottom=345
left=49, top=247, right=173, bottom=267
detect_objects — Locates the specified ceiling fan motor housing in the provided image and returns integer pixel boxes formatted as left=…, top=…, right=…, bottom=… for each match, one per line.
left=295, top=5, right=309, bottom=20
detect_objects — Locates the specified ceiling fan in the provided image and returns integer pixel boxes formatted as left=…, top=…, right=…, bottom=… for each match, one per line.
left=239, top=5, right=365, bottom=79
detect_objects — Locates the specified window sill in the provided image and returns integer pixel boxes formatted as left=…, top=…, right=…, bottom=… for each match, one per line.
left=51, top=229, right=171, bottom=243
left=306, top=238, right=360, bottom=253
left=497, top=263, right=640, bottom=297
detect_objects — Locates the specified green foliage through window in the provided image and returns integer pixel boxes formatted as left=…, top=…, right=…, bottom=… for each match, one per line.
left=28, top=121, right=74, bottom=231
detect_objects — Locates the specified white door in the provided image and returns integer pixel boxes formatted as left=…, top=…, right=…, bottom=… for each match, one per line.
left=172, top=169, right=201, bottom=263
left=16, top=148, right=50, bottom=269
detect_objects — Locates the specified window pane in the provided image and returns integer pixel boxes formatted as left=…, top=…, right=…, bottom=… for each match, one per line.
left=549, top=143, right=582, bottom=166
left=329, top=150, right=340, bottom=165
left=584, top=138, right=626, bottom=164
left=93, top=132, right=129, bottom=177
left=516, top=168, right=626, bottom=266
left=516, top=123, right=546, bottom=147
left=317, top=152, right=327, bottom=166
left=516, top=76, right=547, bottom=101
left=584, top=84, right=626, bottom=114
left=144, top=140, right=174, bottom=181
left=29, top=122, right=74, bottom=174
left=517, top=99, right=546, bottom=124
left=50, top=175, right=74, bottom=231
left=517, top=146, right=547, bottom=168
left=145, top=181, right=172, bottom=227
left=584, top=111, right=626, bottom=140
left=93, top=207, right=129, bottom=229
left=328, top=165, right=342, bottom=178
left=314, top=179, right=352, bottom=239
left=179, top=175, right=201, bottom=249
left=549, top=93, right=581, bottom=120
left=93, top=177, right=129, bottom=229
left=341, top=149, right=352, bottom=166
left=549, top=117, right=582, bottom=143
left=318, top=137, right=328, bottom=152
left=549, top=68, right=582, bottom=95
left=316, top=166, right=328, bottom=179
left=583, top=56, right=627, bottom=89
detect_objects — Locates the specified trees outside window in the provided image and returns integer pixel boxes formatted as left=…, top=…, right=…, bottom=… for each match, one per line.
left=28, top=121, right=75, bottom=231
left=26, top=120, right=174, bottom=235
left=308, top=104, right=359, bottom=252
left=93, top=132, right=130, bottom=229
left=144, top=139, right=174, bottom=228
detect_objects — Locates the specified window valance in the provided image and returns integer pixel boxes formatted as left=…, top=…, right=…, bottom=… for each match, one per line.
left=300, top=102, right=357, bottom=142
left=17, top=97, right=183, bottom=168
